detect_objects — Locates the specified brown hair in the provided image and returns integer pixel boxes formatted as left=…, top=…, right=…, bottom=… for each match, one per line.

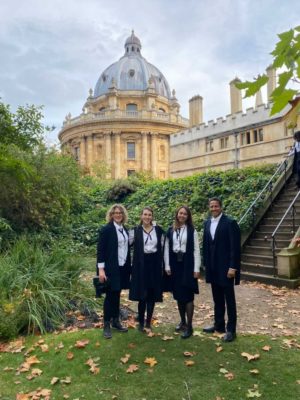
left=140, top=206, right=154, bottom=225
left=173, top=205, right=193, bottom=230
left=106, top=204, right=128, bottom=224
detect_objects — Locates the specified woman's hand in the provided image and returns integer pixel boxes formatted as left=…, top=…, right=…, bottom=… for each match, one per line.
left=194, top=272, right=200, bottom=279
left=99, top=269, right=107, bottom=283
left=165, top=269, right=171, bottom=276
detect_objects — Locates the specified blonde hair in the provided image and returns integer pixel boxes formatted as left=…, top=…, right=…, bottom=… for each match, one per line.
left=106, top=204, right=128, bottom=224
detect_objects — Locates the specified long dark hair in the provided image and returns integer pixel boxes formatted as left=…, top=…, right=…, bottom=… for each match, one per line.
left=173, top=205, right=193, bottom=230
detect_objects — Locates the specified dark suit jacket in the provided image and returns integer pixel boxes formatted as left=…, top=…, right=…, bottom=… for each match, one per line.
left=129, top=225, right=164, bottom=301
left=96, top=222, right=131, bottom=291
left=203, top=214, right=241, bottom=287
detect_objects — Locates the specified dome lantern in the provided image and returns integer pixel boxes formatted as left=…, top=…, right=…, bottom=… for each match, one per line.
left=124, top=30, right=142, bottom=55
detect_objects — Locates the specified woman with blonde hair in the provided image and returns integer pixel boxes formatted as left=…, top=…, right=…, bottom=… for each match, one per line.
left=164, top=206, right=200, bottom=339
left=97, top=204, right=131, bottom=339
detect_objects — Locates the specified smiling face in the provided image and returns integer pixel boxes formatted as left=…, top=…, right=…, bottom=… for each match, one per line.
left=209, top=200, right=222, bottom=218
left=177, top=207, right=188, bottom=225
left=112, top=207, right=124, bottom=224
left=141, top=209, right=153, bottom=226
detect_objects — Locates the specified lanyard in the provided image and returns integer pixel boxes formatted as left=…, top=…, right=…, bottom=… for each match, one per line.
left=118, top=228, right=127, bottom=244
left=175, top=226, right=185, bottom=250
left=143, top=228, right=153, bottom=245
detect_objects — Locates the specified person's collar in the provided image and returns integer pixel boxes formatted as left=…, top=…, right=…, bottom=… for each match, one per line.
left=113, top=221, right=123, bottom=229
left=211, top=212, right=223, bottom=222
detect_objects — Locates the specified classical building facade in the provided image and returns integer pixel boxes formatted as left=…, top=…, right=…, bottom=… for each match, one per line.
left=59, top=31, right=188, bottom=179
left=170, top=69, right=300, bottom=177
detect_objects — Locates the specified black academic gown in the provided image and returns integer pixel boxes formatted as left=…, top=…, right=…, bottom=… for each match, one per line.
left=203, top=214, right=241, bottom=287
left=96, top=222, right=131, bottom=291
left=129, top=225, right=164, bottom=302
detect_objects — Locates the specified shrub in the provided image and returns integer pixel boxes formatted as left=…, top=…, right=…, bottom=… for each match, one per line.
left=106, top=179, right=137, bottom=202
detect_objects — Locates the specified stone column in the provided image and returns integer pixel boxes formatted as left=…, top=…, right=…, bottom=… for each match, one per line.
left=114, top=131, right=121, bottom=179
left=141, top=131, right=148, bottom=170
left=105, top=131, right=112, bottom=178
left=150, top=132, right=157, bottom=177
left=79, top=135, right=86, bottom=166
left=85, top=134, right=93, bottom=167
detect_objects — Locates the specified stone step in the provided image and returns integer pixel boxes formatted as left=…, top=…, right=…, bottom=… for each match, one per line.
left=243, top=245, right=279, bottom=256
left=260, top=217, right=300, bottom=225
left=241, top=253, right=274, bottom=265
left=253, top=231, right=292, bottom=240
left=240, top=271, right=300, bottom=288
left=249, top=238, right=290, bottom=248
left=241, top=261, right=275, bottom=275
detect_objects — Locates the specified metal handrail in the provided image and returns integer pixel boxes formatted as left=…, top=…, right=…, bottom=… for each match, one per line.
left=271, top=189, right=300, bottom=275
left=238, top=157, right=289, bottom=226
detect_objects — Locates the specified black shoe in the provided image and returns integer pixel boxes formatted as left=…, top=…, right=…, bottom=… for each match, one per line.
left=103, top=322, right=112, bottom=339
left=222, top=332, right=236, bottom=342
left=203, top=326, right=225, bottom=334
left=175, top=321, right=187, bottom=332
left=145, top=321, right=152, bottom=330
left=181, top=327, right=193, bottom=339
left=112, top=318, right=128, bottom=332
left=138, top=323, right=145, bottom=332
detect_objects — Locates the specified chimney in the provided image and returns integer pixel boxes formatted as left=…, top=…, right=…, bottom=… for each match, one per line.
left=255, top=89, right=263, bottom=108
left=266, top=65, right=276, bottom=102
left=229, top=77, right=242, bottom=114
left=189, top=95, right=203, bottom=127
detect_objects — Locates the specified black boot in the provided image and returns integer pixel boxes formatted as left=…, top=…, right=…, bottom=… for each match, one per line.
left=181, top=325, right=193, bottom=339
left=103, top=321, right=112, bottom=339
left=112, top=318, right=128, bottom=332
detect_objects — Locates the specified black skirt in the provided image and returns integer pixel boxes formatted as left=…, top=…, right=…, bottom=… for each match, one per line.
left=171, top=257, right=197, bottom=303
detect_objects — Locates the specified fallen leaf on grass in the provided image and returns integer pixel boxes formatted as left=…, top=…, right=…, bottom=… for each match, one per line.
left=126, top=364, right=139, bottom=373
left=225, top=372, right=234, bottom=380
left=183, top=351, right=195, bottom=357
left=147, top=331, right=155, bottom=337
left=144, top=357, right=157, bottom=368
left=128, top=343, right=136, bottom=349
left=262, top=345, right=271, bottom=352
left=26, top=368, right=43, bottom=380
left=25, top=355, right=41, bottom=365
left=3, top=367, right=14, bottom=371
left=86, top=358, right=100, bottom=375
left=61, top=376, right=72, bottom=384
left=75, top=339, right=89, bottom=349
left=67, top=352, right=74, bottom=360
left=246, top=389, right=262, bottom=398
left=161, top=335, right=174, bottom=341
left=219, top=368, right=228, bottom=374
left=120, top=354, right=131, bottom=364
left=51, top=377, right=60, bottom=385
left=184, top=360, right=195, bottom=366
left=241, top=352, right=260, bottom=362
left=40, top=344, right=49, bottom=353
left=250, top=369, right=260, bottom=375
left=216, top=346, right=223, bottom=353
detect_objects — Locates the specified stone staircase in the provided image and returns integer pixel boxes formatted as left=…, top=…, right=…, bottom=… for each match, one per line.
left=241, top=178, right=300, bottom=288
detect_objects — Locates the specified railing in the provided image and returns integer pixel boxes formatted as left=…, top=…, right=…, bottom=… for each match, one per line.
left=238, top=157, right=290, bottom=228
left=271, top=189, right=300, bottom=275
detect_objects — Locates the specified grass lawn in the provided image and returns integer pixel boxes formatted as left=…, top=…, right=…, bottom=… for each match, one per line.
left=0, top=327, right=299, bottom=400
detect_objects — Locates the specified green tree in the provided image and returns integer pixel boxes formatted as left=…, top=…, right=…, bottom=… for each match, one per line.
left=236, top=26, right=300, bottom=116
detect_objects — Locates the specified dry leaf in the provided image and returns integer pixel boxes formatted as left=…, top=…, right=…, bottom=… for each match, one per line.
left=216, top=346, right=223, bottom=353
left=147, top=331, right=155, bottom=337
left=184, top=360, right=195, bottom=366
left=262, top=345, right=271, bottom=351
left=144, top=357, right=158, bottom=368
left=61, top=376, right=72, bottom=384
left=51, top=376, right=60, bottom=385
left=128, top=343, right=136, bottom=349
left=25, top=355, right=41, bottom=365
left=250, top=369, right=260, bottom=375
left=225, top=372, right=234, bottom=380
left=183, top=351, right=195, bottom=357
left=162, top=335, right=174, bottom=341
left=120, top=354, right=131, bottom=364
left=241, top=352, right=260, bottom=362
left=3, top=367, right=14, bottom=371
left=75, top=339, right=89, bottom=348
left=246, top=389, right=262, bottom=398
left=85, top=358, right=100, bottom=375
left=219, top=368, right=228, bottom=374
left=126, top=364, right=139, bottom=373
left=67, top=352, right=74, bottom=360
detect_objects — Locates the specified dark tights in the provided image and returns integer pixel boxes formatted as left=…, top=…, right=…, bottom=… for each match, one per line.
left=177, top=300, right=194, bottom=328
left=138, top=289, right=155, bottom=326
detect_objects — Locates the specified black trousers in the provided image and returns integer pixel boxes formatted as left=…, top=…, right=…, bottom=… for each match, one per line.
left=103, top=290, right=121, bottom=322
left=211, top=282, right=237, bottom=333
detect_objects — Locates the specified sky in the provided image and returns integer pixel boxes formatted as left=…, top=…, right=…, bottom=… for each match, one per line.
left=0, top=0, right=299, bottom=144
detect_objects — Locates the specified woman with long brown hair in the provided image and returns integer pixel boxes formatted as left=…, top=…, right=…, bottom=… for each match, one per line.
left=129, top=207, right=164, bottom=331
left=164, top=206, right=200, bottom=338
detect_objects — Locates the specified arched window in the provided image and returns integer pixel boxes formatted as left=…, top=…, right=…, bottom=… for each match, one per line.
left=126, top=103, right=138, bottom=111
left=159, top=108, right=166, bottom=113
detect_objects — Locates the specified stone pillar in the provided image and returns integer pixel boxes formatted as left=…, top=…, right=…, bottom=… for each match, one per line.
left=229, top=77, right=242, bottom=114
left=150, top=132, right=157, bottom=177
left=79, top=135, right=86, bottom=166
left=189, top=95, right=203, bottom=127
left=85, top=134, right=93, bottom=167
left=141, top=131, right=148, bottom=170
left=114, top=131, right=121, bottom=179
left=105, top=131, right=112, bottom=178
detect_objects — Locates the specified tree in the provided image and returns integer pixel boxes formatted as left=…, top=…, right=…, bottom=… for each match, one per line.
left=236, top=26, right=300, bottom=118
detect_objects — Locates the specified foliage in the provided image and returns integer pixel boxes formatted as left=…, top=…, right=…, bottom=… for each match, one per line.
left=105, top=179, right=138, bottom=202
left=0, top=238, right=92, bottom=339
left=236, top=26, right=300, bottom=116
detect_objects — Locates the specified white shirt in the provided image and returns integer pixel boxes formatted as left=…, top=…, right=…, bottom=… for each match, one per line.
left=288, top=141, right=300, bottom=155
left=129, top=226, right=163, bottom=253
left=210, top=213, right=223, bottom=240
left=164, top=227, right=201, bottom=273
left=97, top=222, right=128, bottom=269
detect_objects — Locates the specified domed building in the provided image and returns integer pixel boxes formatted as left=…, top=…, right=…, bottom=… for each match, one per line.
left=59, top=31, right=189, bottom=179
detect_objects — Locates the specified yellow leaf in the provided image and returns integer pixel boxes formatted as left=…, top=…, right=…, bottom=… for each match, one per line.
left=184, top=360, right=195, bottom=366
left=183, top=351, right=195, bottom=357
left=216, top=346, right=223, bottom=353
left=162, top=335, right=174, bottom=341
left=144, top=357, right=158, bottom=368
left=67, top=352, right=74, bottom=360
left=120, top=354, right=131, bottom=364
left=40, top=344, right=49, bottom=353
left=262, top=345, right=271, bottom=352
left=241, top=352, right=260, bottom=362
left=75, top=339, right=89, bottom=348
left=51, top=377, right=60, bottom=385
left=250, top=369, right=260, bottom=375
left=61, top=376, right=72, bottom=384
left=25, top=355, right=41, bottom=365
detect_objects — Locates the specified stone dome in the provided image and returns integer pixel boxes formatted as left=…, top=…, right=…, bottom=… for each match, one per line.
left=94, top=31, right=171, bottom=99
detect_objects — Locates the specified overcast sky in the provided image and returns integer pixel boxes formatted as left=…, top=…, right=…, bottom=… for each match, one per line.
left=0, top=0, right=299, bottom=144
